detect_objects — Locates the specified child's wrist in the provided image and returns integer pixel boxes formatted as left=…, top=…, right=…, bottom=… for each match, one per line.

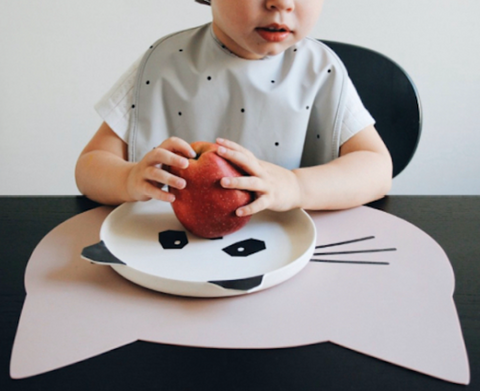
left=123, top=162, right=140, bottom=203
left=290, top=169, right=305, bottom=210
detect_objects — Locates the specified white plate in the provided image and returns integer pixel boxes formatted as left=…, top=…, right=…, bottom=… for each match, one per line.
left=82, top=199, right=316, bottom=297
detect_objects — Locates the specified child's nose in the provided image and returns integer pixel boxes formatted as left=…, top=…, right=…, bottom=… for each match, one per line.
left=266, top=0, right=295, bottom=12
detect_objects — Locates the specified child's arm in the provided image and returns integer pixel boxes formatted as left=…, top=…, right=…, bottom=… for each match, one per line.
left=216, top=124, right=393, bottom=216
left=75, top=122, right=196, bottom=205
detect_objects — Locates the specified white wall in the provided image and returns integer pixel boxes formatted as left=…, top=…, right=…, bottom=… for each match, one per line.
left=1, top=0, right=479, bottom=196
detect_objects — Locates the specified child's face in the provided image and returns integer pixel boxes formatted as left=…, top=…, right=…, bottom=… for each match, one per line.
left=211, top=0, right=324, bottom=60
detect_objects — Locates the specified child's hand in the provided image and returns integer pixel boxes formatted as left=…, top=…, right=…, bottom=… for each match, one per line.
left=216, top=138, right=302, bottom=217
left=126, top=137, right=196, bottom=202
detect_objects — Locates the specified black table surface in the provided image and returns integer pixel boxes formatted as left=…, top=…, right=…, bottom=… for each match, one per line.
left=0, top=196, right=479, bottom=390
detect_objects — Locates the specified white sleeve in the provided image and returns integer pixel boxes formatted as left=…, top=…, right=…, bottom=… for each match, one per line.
left=94, top=56, right=142, bottom=142
left=340, top=77, right=375, bottom=145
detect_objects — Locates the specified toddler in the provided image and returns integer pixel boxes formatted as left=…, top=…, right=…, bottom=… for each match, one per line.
left=76, top=0, right=392, bottom=216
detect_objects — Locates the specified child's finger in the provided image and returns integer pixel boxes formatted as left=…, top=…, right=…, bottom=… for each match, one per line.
left=161, top=137, right=197, bottom=158
left=147, top=147, right=190, bottom=169
left=236, top=196, right=268, bottom=217
left=145, top=166, right=186, bottom=190
left=220, top=175, right=265, bottom=193
left=216, top=138, right=243, bottom=151
left=216, top=138, right=254, bottom=157
left=143, top=182, right=176, bottom=203
left=217, top=145, right=262, bottom=176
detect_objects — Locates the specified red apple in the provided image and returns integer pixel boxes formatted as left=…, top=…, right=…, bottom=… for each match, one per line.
left=166, top=141, right=253, bottom=239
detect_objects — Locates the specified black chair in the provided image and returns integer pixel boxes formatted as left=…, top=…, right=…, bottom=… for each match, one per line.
left=322, top=40, right=422, bottom=178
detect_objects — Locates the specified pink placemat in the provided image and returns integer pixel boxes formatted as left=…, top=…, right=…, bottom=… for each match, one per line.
left=10, top=205, right=470, bottom=384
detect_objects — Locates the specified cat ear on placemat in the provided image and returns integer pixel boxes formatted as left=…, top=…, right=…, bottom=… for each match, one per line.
left=10, top=206, right=137, bottom=379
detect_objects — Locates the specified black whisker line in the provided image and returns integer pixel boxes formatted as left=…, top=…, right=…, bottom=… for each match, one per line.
left=315, top=236, right=375, bottom=249
left=314, top=248, right=397, bottom=256
left=310, top=259, right=390, bottom=265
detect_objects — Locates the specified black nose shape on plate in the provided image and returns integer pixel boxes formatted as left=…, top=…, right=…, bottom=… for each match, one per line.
left=209, top=275, right=264, bottom=291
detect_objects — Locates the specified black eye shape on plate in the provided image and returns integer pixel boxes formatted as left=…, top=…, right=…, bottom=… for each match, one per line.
left=158, top=231, right=267, bottom=258
left=159, top=230, right=189, bottom=249
left=223, top=239, right=266, bottom=257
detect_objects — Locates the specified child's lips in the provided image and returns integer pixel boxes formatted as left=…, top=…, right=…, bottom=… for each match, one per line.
left=256, top=24, right=292, bottom=42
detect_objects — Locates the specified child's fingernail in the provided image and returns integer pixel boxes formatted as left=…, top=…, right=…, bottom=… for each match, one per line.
left=177, top=178, right=186, bottom=188
left=189, top=150, right=197, bottom=158
left=236, top=208, right=244, bottom=217
left=180, top=158, right=189, bottom=168
left=217, top=138, right=224, bottom=143
left=221, top=177, right=230, bottom=186
left=218, top=146, right=226, bottom=155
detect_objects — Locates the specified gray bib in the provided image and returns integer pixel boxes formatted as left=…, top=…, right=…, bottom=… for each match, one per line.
left=129, top=23, right=348, bottom=169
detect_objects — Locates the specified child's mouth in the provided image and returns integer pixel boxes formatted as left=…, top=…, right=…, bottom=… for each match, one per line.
left=256, top=24, right=291, bottom=42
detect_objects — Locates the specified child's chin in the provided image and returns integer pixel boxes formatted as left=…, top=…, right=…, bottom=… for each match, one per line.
left=262, top=46, right=291, bottom=58
left=238, top=44, right=289, bottom=60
